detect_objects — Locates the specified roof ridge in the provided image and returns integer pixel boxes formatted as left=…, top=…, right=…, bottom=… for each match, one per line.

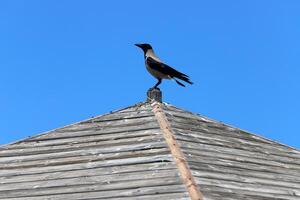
left=151, top=101, right=204, bottom=200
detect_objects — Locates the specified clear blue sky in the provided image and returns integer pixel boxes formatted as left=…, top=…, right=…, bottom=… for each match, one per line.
left=0, top=1, right=299, bottom=148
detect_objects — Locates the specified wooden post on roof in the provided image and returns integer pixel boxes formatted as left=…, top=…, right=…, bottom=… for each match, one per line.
left=147, top=88, right=162, bottom=103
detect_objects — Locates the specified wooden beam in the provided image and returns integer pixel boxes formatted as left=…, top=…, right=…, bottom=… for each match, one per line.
left=151, top=101, right=204, bottom=200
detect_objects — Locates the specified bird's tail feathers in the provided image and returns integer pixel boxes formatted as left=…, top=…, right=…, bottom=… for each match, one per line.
left=176, top=75, right=193, bottom=85
left=181, top=73, right=189, bottom=78
left=173, top=78, right=186, bottom=87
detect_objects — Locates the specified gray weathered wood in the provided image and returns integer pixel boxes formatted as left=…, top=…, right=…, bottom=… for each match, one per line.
left=161, top=103, right=300, bottom=200
left=0, top=102, right=299, bottom=200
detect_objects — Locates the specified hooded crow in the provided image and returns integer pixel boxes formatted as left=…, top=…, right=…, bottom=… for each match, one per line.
left=135, top=43, right=193, bottom=89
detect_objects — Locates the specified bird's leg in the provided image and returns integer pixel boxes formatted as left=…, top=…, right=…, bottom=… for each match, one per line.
left=153, top=79, right=162, bottom=89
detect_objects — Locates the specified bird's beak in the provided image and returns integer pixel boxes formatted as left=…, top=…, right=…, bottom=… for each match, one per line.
left=135, top=44, right=142, bottom=48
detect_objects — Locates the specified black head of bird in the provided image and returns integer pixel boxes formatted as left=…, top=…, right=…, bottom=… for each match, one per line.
left=135, top=43, right=152, bottom=54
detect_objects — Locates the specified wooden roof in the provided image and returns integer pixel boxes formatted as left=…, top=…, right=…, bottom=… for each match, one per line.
left=0, top=100, right=299, bottom=200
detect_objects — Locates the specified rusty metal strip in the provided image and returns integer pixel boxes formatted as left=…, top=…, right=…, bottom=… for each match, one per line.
left=151, top=101, right=204, bottom=200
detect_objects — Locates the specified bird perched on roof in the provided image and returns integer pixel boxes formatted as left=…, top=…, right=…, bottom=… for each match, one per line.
left=135, top=43, right=193, bottom=89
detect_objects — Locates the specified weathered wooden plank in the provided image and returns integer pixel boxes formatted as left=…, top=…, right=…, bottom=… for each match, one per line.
left=169, top=119, right=299, bottom=155
left=193, top=177, right=299, bottom=197
left=186, top=157, right=300, bottom=178
left=0, top=169, right=181, bottom=191
left=3, top=129, right=162, bottom=150
left=35, top=122, right=159, bottom=141
left=4, top=115, right=158, bottom=149
left=164, top=108, right=299, bottom=155
left=0, top=134, right=165, bottom=158
left=171, top=124, right=300, bottom=159
left=180, top=147, right=300, bottom=175
left=169, top=120, right=260, bottom=143
left=166, top=104, right=298, bottom=151
left=79, top=111, right=154, bottom=126
left=177, top=141, right=300, bottom=178
left=164, top=106, right=238, bottom=130
left=185, top=149, right=300, bottom=175
left=77, top=103, right=153, bottom=122
left=165, top=106, right=296, bottom=145
left=173, top=128, right=300, bottom=165
left=118, top=103, right=153, bottom=113
left=180, top=143, right=300, bottom=176
left=0, top=185, right=187, bottom=200
left=0, top=177, right=184, bottom=198
left=0, top=134, right=166, bottom=163
left=0, top=162, right=177, bottom=183
left=0, top=163, right=177, bottom=184
left=174, top=137, right=300, bottom=170
left=199, top=184, right=300, bottom=200
left=93, top=192, right=189, bottom=200
left=28, top=119, right=159, bottom=141
left=203, top=191, right=289, bottom=200
left=0, top=154, right=173, bottom=177
left=192, top=171, right=300, bottom=190
left=118, top=104, right=152, bottom=112
left=172, top=125, right=298, bottom=156
left=57, top=115, right=157, bottom=132
left=83, top=112, right=155, bottom=123
left=2, top=104, right=152, bottom=146
left=0, top=147, right=170, bottom=169
left=177, top=140, right=300, bottom=168
left=189, top=162, right=300, bottom=184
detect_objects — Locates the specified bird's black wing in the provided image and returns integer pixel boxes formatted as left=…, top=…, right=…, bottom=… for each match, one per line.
left=146, top=57, right=193, bottom=84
